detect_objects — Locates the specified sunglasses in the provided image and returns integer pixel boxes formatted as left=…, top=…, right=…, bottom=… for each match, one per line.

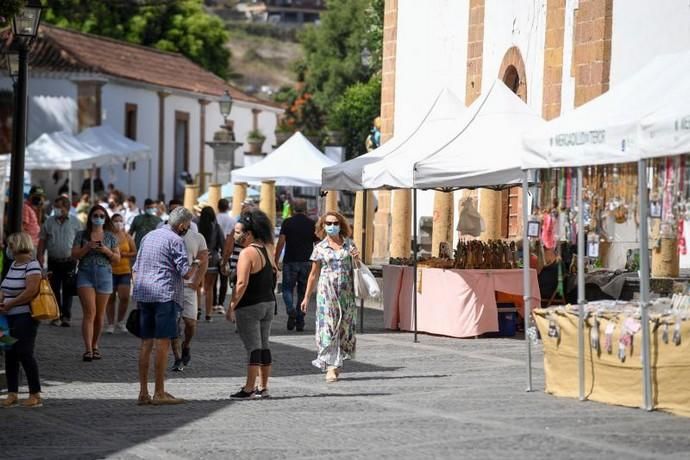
left=324, top=221, right=339, bottom=226
left=92, top=214, right=106, bottom=218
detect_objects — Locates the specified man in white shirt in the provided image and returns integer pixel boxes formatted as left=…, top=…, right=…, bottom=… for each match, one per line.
left=123, top=195, right=142, bottom=232
left=171, top=226, right=208, bottom=372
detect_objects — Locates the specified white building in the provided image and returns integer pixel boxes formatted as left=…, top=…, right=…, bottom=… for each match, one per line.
left=0, top=24, right=282, bottom=203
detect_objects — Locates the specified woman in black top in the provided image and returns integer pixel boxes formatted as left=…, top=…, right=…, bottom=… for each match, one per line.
left=198, top=206, right=225, bottom=322
left=226, top=209, right=276, bottom=399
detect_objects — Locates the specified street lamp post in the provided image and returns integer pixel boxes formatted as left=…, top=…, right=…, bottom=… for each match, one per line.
left=7, top=0, right=42, bottom=236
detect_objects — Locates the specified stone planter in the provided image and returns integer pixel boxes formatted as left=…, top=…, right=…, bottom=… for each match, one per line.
left=248, top=138, right=265, bottom=155
left=275, top=130, right=292, bottom=146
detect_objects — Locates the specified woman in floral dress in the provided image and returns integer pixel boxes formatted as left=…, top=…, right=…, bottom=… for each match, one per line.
left=301, top=211, right=360, bottom=382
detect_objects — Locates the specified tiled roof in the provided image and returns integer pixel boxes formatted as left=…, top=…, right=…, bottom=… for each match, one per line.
left=2, top=24, right=282, bottom=108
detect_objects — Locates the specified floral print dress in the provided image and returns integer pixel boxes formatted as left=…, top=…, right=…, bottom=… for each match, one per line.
left=310, top=238, right=357, bottom=370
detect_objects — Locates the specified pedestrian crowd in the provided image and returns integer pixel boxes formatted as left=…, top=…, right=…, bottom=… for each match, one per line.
left=1, top=185, right=360, bottom=407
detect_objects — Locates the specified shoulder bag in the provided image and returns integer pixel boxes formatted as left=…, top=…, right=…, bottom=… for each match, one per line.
left=30, top=272, right=60, bottom=321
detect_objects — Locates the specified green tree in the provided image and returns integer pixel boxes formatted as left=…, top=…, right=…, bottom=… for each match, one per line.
left=41, top=0, right=231, bottom=79
left=0, top=0, right=23, bottom=31
left=289, top=0, right=383, bottom=156
left=329, top=75, right=381, bottom=159
left=298, top=0, right=383, bottom=109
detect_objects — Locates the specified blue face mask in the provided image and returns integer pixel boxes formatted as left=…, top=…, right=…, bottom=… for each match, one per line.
left=325, top=225, right=340, bottom=236
left=92, top=216, right=105, bottom=226
left=146, top=208, right=157, bottom=216
left=53, top=208, right=64, bottom=217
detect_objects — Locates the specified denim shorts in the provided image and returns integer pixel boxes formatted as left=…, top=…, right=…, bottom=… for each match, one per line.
left=76, top=264, right=113, bottom=294
left=138, top=301, right=180, bottom=340
left=112, top=273, right=132, bottom=287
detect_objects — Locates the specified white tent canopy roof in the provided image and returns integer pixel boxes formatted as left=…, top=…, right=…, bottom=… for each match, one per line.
left=77, top=125, right=151, bottom=163
left=321, top=88, right=465, bottom=191
left=414, top=80, right=545, bottom=189
left=231, top=132, right=336, bottom=187
left=638, top=51, right=690, bottom=158
left=522, top=51, right=690, bottom=169
left=25, top=131, right=111, bottom=170
left=360, top=88, right=466, bottom=189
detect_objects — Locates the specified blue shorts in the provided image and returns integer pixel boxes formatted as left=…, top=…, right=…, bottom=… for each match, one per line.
left=138, top=301, right=180, bottom=340
left=76, top=265, right=113, bottom=294
left=112, top=273, right=132, bottom=287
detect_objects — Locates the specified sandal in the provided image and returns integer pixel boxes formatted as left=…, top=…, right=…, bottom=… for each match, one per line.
left=83, top=351, right=93, bottom=362
left=92, top=349, right=102, bottom=360
left=137, top=394, right=152, bottom=406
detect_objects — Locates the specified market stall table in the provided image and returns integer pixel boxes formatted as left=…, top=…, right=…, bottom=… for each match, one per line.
left=383, top=265, right=540, bottom=338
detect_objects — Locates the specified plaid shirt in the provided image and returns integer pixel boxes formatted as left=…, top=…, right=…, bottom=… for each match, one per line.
left=132, top=226, right=189, bottom=307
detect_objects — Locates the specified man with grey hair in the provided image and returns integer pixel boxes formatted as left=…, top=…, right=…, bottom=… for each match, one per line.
left=133, top=206, right=202, bottom=405
left=275, top=198, right=317, bottom=331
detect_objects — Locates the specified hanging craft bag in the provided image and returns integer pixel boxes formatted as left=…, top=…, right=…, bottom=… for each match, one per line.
left=30, top=274, right=60, bottom=321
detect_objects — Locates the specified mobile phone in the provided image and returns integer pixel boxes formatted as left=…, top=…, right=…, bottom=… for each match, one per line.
left=96, top=241, right=103, bottom=247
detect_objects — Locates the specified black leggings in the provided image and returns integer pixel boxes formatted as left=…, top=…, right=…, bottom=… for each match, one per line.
left=5, top=313, right=41, bottom=394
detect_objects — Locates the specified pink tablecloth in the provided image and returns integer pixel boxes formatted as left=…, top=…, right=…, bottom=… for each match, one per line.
left=382, top=266, right=541, bottom=338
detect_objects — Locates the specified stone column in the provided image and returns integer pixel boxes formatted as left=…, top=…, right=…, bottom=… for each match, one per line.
left=390, top=189, right=411, bottom=259
left=207, top=183, right=221, bottom=212
left=478, top=189, right=503, bottom=240
left=353, top=191, right=375, bottom=264
left=183, top=184, right=199, bottom=213
left=260, top=180, right=276, bottom=224
left=325, top=190, right=338, bottom=213
left=232, top=182, right=248, bottom=216
left=431, top=191, right=454, bottom=257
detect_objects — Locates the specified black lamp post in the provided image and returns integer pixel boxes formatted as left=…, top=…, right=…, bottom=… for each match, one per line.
left=219, top=89, right=233, bottom=126
left=7, top=0, right=42, bottom=236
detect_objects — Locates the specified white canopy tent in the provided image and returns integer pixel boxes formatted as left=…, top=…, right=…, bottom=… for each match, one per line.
left=638, top=51, right=690, bottom=158
left=414, top=80, right=544, bottom=189
left=517, top=52, right=690, bottom=411
left=25, top=131, right=108, bottom=170
left=77, top=125, right=153, bottom=196
left=321, top=88, right=465, bottom=191
left=360, top=89, right=467, bottom=189
left=523, top=51, right=690, bottom=169
left=231, top=132, right=336, bottom=187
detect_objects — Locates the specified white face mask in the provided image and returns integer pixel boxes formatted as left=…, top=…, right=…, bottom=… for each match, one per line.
left=123, top=202, right=130, bottom=210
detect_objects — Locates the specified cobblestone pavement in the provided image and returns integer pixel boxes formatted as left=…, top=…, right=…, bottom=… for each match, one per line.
left=2, top=297, right=690, bottom=460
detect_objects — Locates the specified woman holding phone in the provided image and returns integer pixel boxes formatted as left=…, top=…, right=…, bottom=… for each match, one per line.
left=72, top=205, right=120, bottom=361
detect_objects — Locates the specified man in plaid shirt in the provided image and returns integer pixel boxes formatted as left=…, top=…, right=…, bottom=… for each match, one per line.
left=133, top=207, right=202, bottom=405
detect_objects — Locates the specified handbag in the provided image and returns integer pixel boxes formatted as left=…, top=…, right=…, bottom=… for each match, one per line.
left=126, top=308, right=141, bottom=338
left=353, top=261, right=380, bottom=300
left=30, top=276, right=60, bottom=321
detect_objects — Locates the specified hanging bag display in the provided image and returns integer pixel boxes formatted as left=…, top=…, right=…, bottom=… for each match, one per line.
left=30, top=274, right=60, bottom=321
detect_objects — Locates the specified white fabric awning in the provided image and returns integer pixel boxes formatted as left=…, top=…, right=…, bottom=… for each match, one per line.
left=522, top=51, right=690, bottom=169
left=25, top=131, right=112, bottom=170
left=231, top=132, right=336, bottom=187
left=77, top=125, right=151, bottom=163
left=360, top=88, right=466, bottom=189
left=414, top=80, right=545, bottom=189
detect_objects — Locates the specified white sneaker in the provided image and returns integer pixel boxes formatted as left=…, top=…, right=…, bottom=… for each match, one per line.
left=105, top=324, right=115, bottom=334
left=213, top=305, right=226, bottom=315
left=116, top=322, right=127, bottom=333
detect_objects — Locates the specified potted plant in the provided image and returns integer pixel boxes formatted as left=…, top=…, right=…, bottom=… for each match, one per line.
left=274, top=118, right=294, bottom=146
left=247, top=128, right=266, bottom=155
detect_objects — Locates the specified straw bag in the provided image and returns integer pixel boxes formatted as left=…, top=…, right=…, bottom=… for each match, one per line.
left=31, top=276, right=60, bottom=321
left=353, top=261, right=380, bottom=300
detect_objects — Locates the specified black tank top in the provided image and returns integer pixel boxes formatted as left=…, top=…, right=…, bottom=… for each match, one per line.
left=236, top=245, right=275, bottom=309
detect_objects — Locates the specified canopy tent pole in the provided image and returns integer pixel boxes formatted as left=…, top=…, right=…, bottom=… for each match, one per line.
left=127, top=160, right=132, bottom=196
left=522, top=170, right=533, bottom=392
left=148, top=157, right=152, bottom=200
left=577, top=167, right=586, bottom=401
left=638, top=158, right=653, bottom=410
left=413, top=188, right=418, bottom=343
left=359, top=190, right=367, bottom=334
left=68, top=170, right=74, bottom=201
left=90, top=164, right=96, bottom=205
